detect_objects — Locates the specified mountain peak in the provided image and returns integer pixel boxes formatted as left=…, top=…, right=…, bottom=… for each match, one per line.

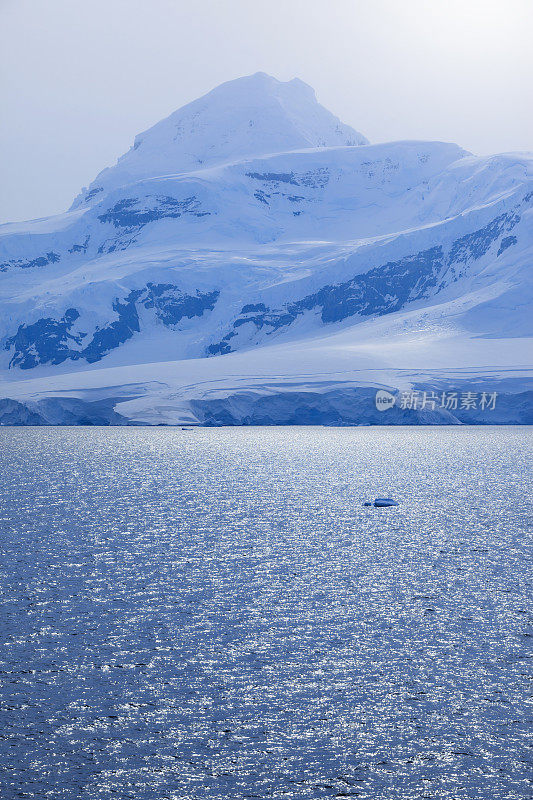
left=205, top=71, right=317, bottom=101
left=72, top=73, right=368, bottom=207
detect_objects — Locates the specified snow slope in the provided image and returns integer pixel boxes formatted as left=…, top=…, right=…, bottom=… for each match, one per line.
left=70, top=72, right=368, bottom=209
left=0, top=73, right=531, bottom=425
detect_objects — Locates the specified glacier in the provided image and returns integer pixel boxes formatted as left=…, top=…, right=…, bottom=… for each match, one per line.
left=0, top=72, right=531, bottom=425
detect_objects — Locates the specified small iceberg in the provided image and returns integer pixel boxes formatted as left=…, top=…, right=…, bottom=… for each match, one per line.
left=364, top=498, right=399, bottom=508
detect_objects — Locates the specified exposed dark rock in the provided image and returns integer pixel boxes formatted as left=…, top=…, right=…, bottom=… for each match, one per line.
left=246, top=167, right=330, bottom=193
left=4, top=285, right=220, bottom=369
left=84, top=187, right=104, bottom=202
left=246, top=171, right=298, bottom=184
left=497, top=235, right=517, bottom=256
left=208, top=210, right=522, bottom=354
left=0, top=251, right=60, bottom=273
left=5, top=309, right=82, bottom=369
left=97, top=195, right=210, bottom=232
left=141, top=283, right=219, bottom=326
left=448, top=211, right=520, bottom=263
left=68, top=235, right=91, bottom=254
left=82, top=291, right=142, bottom=364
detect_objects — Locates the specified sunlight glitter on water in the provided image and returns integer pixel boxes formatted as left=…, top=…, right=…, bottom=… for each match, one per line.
left=0, top=426, right=532, bottom=799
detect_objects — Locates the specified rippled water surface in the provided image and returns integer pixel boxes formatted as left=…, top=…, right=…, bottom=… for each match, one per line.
left=0, top=426, right=532, bottom=800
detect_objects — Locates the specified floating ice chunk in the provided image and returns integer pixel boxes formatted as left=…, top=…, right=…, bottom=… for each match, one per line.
left=363, top=498, right=399, bottom=507
left=374, top=498, right=399, bottom=507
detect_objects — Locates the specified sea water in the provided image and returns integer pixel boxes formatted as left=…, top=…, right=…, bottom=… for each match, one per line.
left=0, top=426, right=531, bottom=799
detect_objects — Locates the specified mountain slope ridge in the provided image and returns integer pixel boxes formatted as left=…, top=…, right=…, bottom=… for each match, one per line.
left=1, top=74, right=531, bottom=424
left=70, top=72, right=369, bottom=210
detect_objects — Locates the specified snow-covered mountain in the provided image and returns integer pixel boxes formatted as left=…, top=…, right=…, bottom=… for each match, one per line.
left=1, top=73, right=532, bottom=425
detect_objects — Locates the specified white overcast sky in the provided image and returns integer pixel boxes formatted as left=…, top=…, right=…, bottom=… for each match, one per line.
left=1, top=0, right=532, bottom=223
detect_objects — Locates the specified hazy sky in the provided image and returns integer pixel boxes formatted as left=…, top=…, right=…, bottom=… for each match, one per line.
left=1, top=0, right=531, bottom=223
